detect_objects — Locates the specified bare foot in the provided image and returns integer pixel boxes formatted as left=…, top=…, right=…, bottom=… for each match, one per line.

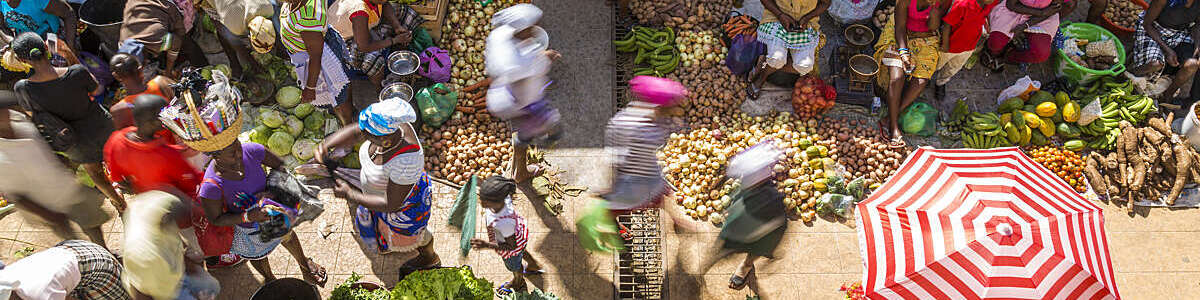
left=514, top=164, right=546, bottom=183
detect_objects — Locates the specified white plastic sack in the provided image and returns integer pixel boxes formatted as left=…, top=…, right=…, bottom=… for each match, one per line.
left=996, top=76, right=1041, bottom=104
left=1078, top=98, right=1103, bottom=126
left=829, top=0, right=881, bottom=24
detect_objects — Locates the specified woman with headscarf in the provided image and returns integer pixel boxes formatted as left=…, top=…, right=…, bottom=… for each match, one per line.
left=717, top=142, right=787, bottom=290
left=197, top=139, right=327, bottom=286
left=10, top=32, right=126, bottom=212
left=278, top=0, right=356, bottom=125
left=315, top=99, right=441, bottom=268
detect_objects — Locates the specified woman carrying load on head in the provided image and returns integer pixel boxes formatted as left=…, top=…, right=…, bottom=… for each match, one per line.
left=315, top=99, right=441, bottom=269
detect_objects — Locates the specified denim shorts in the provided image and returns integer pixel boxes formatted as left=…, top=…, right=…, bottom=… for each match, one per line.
left=503, top=251, right=525, bottom=272
left=604, top=174, right=667, bottom=211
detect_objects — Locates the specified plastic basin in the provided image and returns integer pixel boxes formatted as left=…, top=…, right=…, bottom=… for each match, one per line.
left=1182, top=102, right=1200, bottom=150
left=250, top=278, right=319, bottom=300
left=1054, top=22, right=1126, bottom=85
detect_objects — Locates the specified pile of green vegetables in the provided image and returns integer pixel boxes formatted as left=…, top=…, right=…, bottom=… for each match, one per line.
left=614, top=26, right=679, bottom=76
left=239, top=88, right=333, bottom=169
left=328, top=267, right=494, bottom=300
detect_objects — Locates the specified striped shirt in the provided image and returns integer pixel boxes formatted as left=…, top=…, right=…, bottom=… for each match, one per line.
left=606, top=102, right=667, bottom=178
left=279, top=0, right=328, bottom=53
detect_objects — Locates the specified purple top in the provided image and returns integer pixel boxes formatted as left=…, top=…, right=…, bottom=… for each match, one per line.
left=198, top=142, right=269, bottom=228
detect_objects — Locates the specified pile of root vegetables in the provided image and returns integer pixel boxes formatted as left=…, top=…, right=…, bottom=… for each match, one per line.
left=674, top=29, right=725, bottom=69
left=666, top=65, right=748, bottom=125
left=422, top=115, right=513, bottom=185
left=443, top=0, right=529, bottom=88
left=824, top=117, right=907, bottom=185
left=1103, top=0, right=1145, bottom=30
left=628, top=0, right=732, bottom=30
left=660, top=113, right=839, bottom=223
left=1083, top=114, right=1200, bottom=209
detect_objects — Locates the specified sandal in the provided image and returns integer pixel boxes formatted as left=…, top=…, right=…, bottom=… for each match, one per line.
left=888, top=136, right=907, bottom=149
left=729, top=265, right=754, bottom=290
left=617, top=223, right=634, bottom=241
left=496, top=282, right=517, bottom=296
left=300, top=258, right=328, bottom=287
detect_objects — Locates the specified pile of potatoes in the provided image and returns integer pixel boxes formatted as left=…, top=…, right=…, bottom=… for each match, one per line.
left=627, top=0, right=733, bottom=30
left=422, top=114, right=513, bottom=185
left=665, top=65, right=747, bottom=127
left=1104, top=0, right=1145, bottom=30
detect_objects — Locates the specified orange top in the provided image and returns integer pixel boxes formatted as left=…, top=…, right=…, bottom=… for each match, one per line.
left=119, top=79, right=168, bottom=105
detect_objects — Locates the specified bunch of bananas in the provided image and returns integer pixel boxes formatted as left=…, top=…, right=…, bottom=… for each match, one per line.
left=1078, top=86, right=1153, bottom=150
left=961, top=112, right=1013, bottom=149
left=615, top=26, right=680, bottom=76
left=937, top=99, right=970, bottom=139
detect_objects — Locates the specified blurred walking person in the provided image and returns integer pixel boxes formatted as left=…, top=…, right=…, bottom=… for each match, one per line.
left=0, top=90, right=109, bottom=249
left=123, top=190, right=220, bottom=300
left=718, top=142, right=788, bottom=290
left=0, top=240, right=129, bottom=300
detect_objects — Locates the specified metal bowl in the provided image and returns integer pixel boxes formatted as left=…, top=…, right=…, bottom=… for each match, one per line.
left=387, top=51, right=421, bottom=75
left=379, top=82, right=414, bottom=102
left=844, top=24, right=875, bottom=47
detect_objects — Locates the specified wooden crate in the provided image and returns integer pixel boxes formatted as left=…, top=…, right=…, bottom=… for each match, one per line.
left=410, top=0, right=448, bottom=40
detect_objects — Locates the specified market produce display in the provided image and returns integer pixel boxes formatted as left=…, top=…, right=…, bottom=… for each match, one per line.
left=1028, top=145, right=1088, bottom=193
left=660, top=113, right=850, bottom=223
left=872, top=5, right=895, bottom=28
left=827, top=117, right=908, bottom=186
left=615, top=26, right=680, bottom=76
left=1104, top=0, right=1145, bottom=30
left=1062, top=38, right=1120, bottom=70
left=666, top=64, right=747, bottom=124
left=1084, top=114, right=1200, bottom=208
left=967, top=89, right=1091, bottom=149
left=791, top=76, right=836, bottom=119
left=442, top=0, right=529, bottom=88
left=241, top=98, right=330, bottom=166
left=674, top=29, right=725, bottom=69
left=331, top=267, right=493, bottom=300
left=1076, top=79, right=1155, bottom=150
left=330, top=274, right=390, bottom=300
left=937, top=99, right=970, bottom=139
left=422, top=114, right=512, bottom=185
left=627, top=0, right=732, bottom=30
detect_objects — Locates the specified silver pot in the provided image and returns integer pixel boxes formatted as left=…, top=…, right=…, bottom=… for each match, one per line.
left=387, top=51, right=421, bottom=75
left=379, top=82, right=414, bottom=102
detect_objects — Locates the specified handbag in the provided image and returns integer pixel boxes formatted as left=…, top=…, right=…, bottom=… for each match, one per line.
left=193, top=178, right=236, bottom=257
left=265, top=170, right=324, bottom=226
left=13, top=81, right=76, bottom=152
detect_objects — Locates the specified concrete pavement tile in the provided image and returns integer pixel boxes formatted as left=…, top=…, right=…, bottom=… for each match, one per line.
left=215, top=272, right=264, bottom=298
left=668, top=274, right=755, bottom=300
left=524, top=232, right=582, bottom=274
left=522, top=274, right=570, bottom=297
left=15, top=230, right=66, bottom=251
left=834, top=232, right=865, bottom=275
left=0, top=212, right=25, bottom=233
left=333, top=233, right=396, bottom=276
left=430, top=232, right=468, bottom=267
left=544, top=147, right=608, bottom=158
left=567, top=274, right=616, bottom=299
left=665, top=232, right=730, bottom=275
left=759, top=233, right=845, bottom=274
left=1109, top=231, right=1200, bottom=272
left=580, top=246, right=614, bottom=274
left=467, top=247, right=511, bottom=274
left=296, top=231, right=340, bottom=276
left=510, top=193, right=575, bottom=234
left=266, top=246, right=297, bottom=276
left=1114, top=272, right=1200, bottom=300
left=786, top=216, right=859, bottom=233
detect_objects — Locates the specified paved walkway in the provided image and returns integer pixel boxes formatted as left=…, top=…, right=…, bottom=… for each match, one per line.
left=2, top=1, right=1198, bottom=299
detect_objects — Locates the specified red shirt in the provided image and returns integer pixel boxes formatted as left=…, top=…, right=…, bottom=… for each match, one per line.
left=104, top=127, right=202, bottom=198
left=942, top=0, right=1000, bottom=53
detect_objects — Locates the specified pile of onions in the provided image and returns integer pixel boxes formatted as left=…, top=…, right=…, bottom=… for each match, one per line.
left=422, top=113, right=513, bottom=185
left=675, top=29, right=726, bottom=69
left=443, top=0, right=527, bottom=88
left=659, top=113, right=835, bottom=224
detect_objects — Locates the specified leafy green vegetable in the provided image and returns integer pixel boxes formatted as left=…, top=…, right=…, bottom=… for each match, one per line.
left=259, top=109, right=286, bottom=128
left=501, top=289, right=560, bottom=300
left=277, top=86, right=302, bottom=108
left=292, top=103, right=316, bottom=118
left=267, top=131, right=295, bottom=157
left=284, top=115, right=304, bottom=137
left=393, top=266, right=493, bottom=300
left=329, top=273, right=391, bottom=300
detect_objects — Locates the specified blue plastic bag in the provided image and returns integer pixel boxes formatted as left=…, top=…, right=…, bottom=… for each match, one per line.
left=725, top=34, right=764, bottom=76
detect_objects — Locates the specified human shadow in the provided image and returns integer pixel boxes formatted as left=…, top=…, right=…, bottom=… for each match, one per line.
left=515, top=181, right=615, bottom=299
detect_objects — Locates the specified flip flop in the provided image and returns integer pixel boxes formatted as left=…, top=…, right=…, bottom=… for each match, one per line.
left=301, top=258, right=328, bottom=287
left=888, top=136, right=907, bottom=149
left=496, top=282, right=516, bottom=296
left=617, top=222, right=634, bottom=241
left=729, top=265, right=754, bottom=290
left=522, top=269, right=545, bottom=275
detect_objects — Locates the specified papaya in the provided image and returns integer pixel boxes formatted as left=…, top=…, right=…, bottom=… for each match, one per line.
left=1024, top=104, right=1037, bottom=112
left=1055, top=91, right=1072, bottom=107
left=1057, top=123, right=1081, bottom=138
left=1012, top=110, right=1027, bottom=128
left=1000, top=113, right=1013, bottom=124
left=1062, top=101, right=1080, bottom=123
left=1031, top=130, right=1048, bottom=146
left=1035, top=102, right=1058, bottom=117
left=1038, top=117, right=1056, bottom=137
left=1022, top=111, right=1042, bottom=128
left=1005, top=122, right=1020, bottom=144
left=1030, top=91, right=1055, bottom=105
left=998, top=97, right=1025, bottom=113
left=1020, top=125, right=1032, bottom=145
left=1064, top=139, right=1086, bottom=151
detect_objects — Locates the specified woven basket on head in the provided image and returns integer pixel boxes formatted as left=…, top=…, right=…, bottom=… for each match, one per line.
left=178, top=90, right=244, bottom=152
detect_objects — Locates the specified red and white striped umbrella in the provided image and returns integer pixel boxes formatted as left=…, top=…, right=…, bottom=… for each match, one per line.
left=855, top=147, right=1119, bottom=299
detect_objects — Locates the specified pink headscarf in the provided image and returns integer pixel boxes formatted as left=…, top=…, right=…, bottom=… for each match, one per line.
left=629, top=76, right=687, bottom=106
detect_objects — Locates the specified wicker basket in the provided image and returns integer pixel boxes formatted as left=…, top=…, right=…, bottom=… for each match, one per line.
left=177, top=90, right=245, bottom=152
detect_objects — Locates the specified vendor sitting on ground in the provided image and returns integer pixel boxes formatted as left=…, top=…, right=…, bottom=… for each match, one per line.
left=746, top=0, right=831, bottom=99
left=196, top=0, right=276, bottom=79
left=109, top=53, right=175, bottom=128
left=933, top=0, right=999, bottom=102
left=876, top=0, right=943, bottom=145
left=1130, top=0, right=1200, bottom=105
left=980, top=0, right=1075, bottom=70
left=329, top=0, right=417, bottom=84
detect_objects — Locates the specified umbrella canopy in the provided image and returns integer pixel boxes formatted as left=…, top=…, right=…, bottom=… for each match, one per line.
left=856, top=147, right=1119, bottom=299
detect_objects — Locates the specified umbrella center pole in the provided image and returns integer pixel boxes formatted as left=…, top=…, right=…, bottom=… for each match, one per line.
left=997, top=223, right=1014, bottom=236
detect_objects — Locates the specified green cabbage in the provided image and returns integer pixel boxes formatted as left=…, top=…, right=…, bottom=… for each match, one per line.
left=304, top=112, right=325, bottom=132
left=284, top=115, right=304, bottom=137
left=292, top=103, right=315, bottom=118
left=267, top=131, right=295, bottom=157
left=259, top=109, right=286, bottom=128
left=249, top=125, right=273, bottom=145
left=292, top=139, right=318, bottom=161
left=276, top=86, right=302, bottom=108
left=392, top=266, right=493, bottom=300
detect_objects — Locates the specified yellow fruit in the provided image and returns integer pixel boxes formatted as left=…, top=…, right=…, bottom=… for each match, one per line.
left=1020, top=125, right=1032, bottom=145
left=1022, top=112, right=1042, bottom=128
left=1038, top=117, right=1056, bottom=137
left=1062, top=101, right=1080, bottom=123
left=1000, top=113, right=1013, bottom=124
left=1035, top=102, right=1058, bottom=117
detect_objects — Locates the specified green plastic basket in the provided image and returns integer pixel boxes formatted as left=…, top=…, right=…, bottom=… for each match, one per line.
left=1054, top=22, right=1126, bottom=84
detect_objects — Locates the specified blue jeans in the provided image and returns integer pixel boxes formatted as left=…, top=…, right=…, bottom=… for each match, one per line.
left=503, top=251, right=525, bottom=272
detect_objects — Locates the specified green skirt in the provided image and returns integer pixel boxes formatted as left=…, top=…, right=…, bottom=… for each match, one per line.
left=721, top=225, right=786, bottom=258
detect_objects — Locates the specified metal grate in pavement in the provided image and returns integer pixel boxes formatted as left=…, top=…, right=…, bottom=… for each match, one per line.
left=614, top=209, right=665, bottom=300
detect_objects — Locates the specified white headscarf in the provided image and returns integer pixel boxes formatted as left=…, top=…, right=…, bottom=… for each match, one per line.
left=358, top=99, right=417, bottom=136
left=727, top=141, right=783, bottom=186
left=491, top=4, right=542, bottom=30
